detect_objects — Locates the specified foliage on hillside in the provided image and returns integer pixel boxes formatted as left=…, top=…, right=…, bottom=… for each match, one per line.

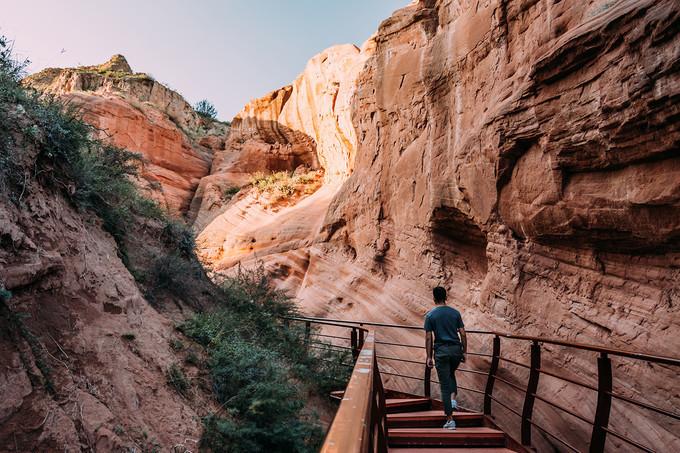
left=0, top=37, right=165, bottom=261
left=181, top=267, right=351, bottom=452
left=195, top=99, right=218, bottom=120
left=0, top=36, right=206, bottom=302
left=249, top=169, right=323, bottom=202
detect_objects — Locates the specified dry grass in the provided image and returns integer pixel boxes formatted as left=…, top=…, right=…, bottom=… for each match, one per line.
left=249, top=169, right=322, bottom=203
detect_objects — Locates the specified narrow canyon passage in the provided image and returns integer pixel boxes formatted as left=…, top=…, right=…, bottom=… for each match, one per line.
left=1, top=0, right=679, bottom=452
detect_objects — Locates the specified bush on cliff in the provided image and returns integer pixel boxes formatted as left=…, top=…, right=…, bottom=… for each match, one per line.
left=249, top=169, right=323, bottom=202
left=194, top=99, right=217, bottom=120
left=0, top=37, right=169, bottom=256
left=0, top=36, right=203, bottom=284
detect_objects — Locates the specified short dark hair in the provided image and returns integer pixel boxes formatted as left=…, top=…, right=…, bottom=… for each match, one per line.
left=433, top=286, right=447, bottom=302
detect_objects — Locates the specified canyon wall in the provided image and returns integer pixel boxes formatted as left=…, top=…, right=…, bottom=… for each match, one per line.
left=193, top=0, right=680, bottom=450
left=23, top=55, right=229, bottom=215
left=314, top=1, right=680, bottom=449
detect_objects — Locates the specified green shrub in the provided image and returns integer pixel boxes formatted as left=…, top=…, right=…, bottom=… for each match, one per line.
left=223, top=186, right=240, bottom=201
left=277, top=182, right=295, bottom=197
left=248, top=170, right=321, bottom=200
left=161, top=219, right=195, bottom=258
left=180, top=267, right=351, bottom=452
left=185, top=349, right=200, bottom=366
left=144, top=252, right=204, bottom=303
left=169, top=338, right=184, bottom=351
left=0, top=36, right=27, bottom=82
left=194, top=99, right=217, bottom=120
left=249, top=171, right=290, bottom=194
left=166, top=363, right=190, bottom=397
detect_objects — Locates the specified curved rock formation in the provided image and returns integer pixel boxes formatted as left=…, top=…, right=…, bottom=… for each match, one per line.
left=12, top=1, right=678, bottom=450
left=314, top=0, right=679, bottom=450
left=192, top=43, right=372, bottom=240
left=277, top=43, right=373, bottom=180
left=24, top=55, right=229, bottom=215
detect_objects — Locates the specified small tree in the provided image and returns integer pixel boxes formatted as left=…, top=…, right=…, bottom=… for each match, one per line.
left=194, top=99, right=217, bottom=120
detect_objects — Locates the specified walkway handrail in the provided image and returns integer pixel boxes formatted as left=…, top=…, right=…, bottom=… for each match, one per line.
left=284, top=315, right=680, bottom=453
left=291, top=315, right=680, bottom=366
left=319, top=331, right=388, bottom=453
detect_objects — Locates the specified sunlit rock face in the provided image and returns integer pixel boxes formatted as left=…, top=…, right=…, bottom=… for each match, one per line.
left=193, top=43, right=373, bottom=258
left=23, top=56, right=228, bottom=215
left=196, top=0, right=680, bottom=450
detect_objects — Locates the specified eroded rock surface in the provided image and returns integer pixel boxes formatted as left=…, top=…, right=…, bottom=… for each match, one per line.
left=0, top=135, right=216, bottom=451
left=193, top=43, right=372, bottom=245
left=8, top=1, right=679, bottom=450
left=24, top=55, right=229, bottom=215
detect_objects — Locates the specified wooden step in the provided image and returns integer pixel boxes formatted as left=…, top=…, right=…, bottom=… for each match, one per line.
left=386, top=398, right=431, bottom=413
left=388, top=427, right=506, bottom=448
left=387, top=410, right=484, bottom=428
left=389, top=448, right=515, bottom=452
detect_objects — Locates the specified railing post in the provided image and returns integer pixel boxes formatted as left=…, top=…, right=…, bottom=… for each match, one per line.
left=304, top=321, right=311, bottom=345
left=358, top=325, right=365, bottom=349
left=351, top=328, right=359, bottom=359
left=484, top=335, right=501, bottom=415
left=374, top=354, right=388, bottom=453
left=590, top=352, right=613, bottom=453
left=521, top=340, right=541, bottom=446
left=424, top=364, right=431, bottom=398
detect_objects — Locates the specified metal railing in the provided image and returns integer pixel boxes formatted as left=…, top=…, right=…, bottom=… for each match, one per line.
left=285, top=315, right=680, bottom=453
left=281, top=316, right=388, bottom=452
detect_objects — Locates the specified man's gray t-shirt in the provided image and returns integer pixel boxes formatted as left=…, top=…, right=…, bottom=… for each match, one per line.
left=424, top=305, right=464, bottom=346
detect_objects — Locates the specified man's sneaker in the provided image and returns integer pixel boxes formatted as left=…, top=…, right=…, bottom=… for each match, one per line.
left=443, top=419, right=456, bottom=430
left=451, top=399, right=458, bottom=411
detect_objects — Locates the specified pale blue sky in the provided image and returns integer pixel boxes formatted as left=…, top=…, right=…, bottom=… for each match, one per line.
left=4, top=0, right=406, bottom=120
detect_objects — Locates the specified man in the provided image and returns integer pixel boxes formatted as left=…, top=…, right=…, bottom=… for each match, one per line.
left=424, top=286, right=467, bottom=430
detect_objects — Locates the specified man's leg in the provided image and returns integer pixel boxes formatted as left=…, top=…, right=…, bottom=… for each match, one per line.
left=449, top=353, right=462, bottom=407
left=434, top=352, right=453, bottom=419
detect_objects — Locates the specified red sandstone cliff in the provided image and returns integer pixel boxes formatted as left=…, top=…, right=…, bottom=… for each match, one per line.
left=2, top=55, right=228, bottom=451
left=23, top=55, right=229, bottom=215
left=193, top=43, right=373, bottom=268
left=193, top=0, right=680, bottom=450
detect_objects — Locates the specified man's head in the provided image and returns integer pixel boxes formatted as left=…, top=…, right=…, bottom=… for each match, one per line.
left=433, top=286, right=447, bottom=304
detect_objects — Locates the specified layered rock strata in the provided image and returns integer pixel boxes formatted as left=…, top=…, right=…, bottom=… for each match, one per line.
left=24, top=55, right=229, bottom=215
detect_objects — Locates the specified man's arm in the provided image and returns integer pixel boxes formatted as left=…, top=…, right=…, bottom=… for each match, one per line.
left=459, top=327, right=467, bottom=362
left=425, top=331, right=434, bottom=368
